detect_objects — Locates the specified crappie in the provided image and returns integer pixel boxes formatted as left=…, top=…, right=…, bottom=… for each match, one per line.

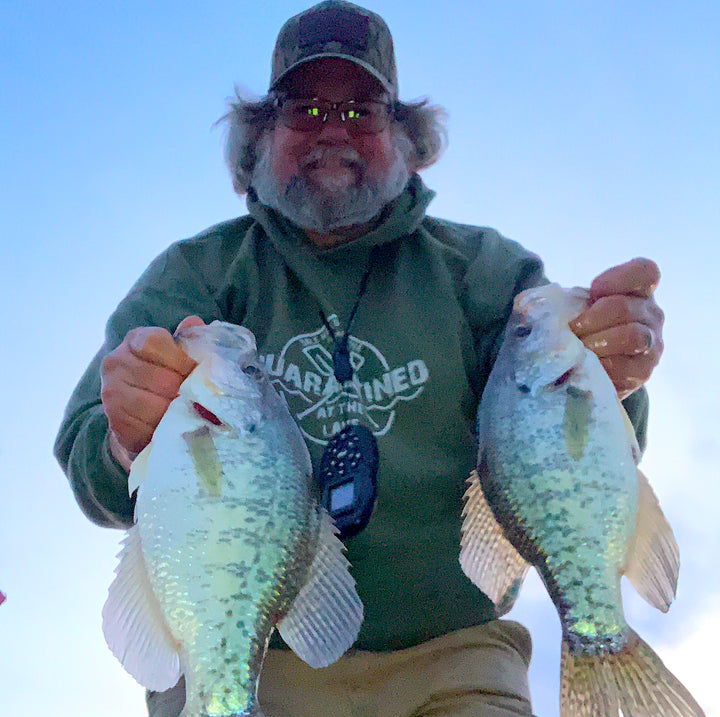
left=460, top=284, right=703, bottom=716
left=102, top=321, right=363, bottom=717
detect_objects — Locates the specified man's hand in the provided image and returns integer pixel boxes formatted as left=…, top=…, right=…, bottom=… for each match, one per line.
left=570, top=258, right=664, bottom=399
left=101, top=316, right=205, bottom=462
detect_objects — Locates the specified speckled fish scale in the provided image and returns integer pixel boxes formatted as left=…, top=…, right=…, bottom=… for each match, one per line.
left=460, top=284, right=704, bottom=717
left=485, top=381, right=637, bottom=656
left=103, top=322, right=363, bottom=717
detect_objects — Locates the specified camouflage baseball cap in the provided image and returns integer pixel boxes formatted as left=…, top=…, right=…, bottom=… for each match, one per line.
left=270, top=1, right=398, bottom=97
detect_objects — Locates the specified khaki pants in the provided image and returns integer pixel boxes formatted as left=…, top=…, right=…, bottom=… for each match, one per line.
left=147, top=620, right=535, bottom=716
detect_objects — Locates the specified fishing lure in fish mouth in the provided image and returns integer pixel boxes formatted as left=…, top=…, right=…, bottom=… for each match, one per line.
left=460, top=283, right=704, bottom=717
left=102, top=321, right=363, bottom=717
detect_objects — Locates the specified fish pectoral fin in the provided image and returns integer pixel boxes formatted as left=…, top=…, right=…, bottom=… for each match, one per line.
left=623, top=469, right=679, bottom=612
left=182, top=426, right=223, bottom=497
left=563, top=386, right=593, bottom=461
left=277, top=508, right=363, bottom=668
left=102, top=525, right=182, bottom=691
left=459, top=464, right=529, bottom=616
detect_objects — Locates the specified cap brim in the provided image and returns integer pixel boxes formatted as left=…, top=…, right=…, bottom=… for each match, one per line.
left=270, top=53, right=395, bottom=96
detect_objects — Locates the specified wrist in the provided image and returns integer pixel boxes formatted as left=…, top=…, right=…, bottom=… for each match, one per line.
left=107, top=430, right=139, bottom=472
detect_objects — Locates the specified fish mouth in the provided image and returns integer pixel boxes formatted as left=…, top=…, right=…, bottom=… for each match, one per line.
left=175, top=321, right=258, bottom=367
left=514, top=291, right=547, bottom=314
left=514, top=284, right=590, bottom=326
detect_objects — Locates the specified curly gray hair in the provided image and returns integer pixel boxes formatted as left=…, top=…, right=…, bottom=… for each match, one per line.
left=218, top=91, right=448, bottom=196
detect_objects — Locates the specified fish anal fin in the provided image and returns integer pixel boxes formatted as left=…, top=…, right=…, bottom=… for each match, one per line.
left=563, top=386, right=593, bottom=461
left=460, top=466, right=529, bottom=616
left=624, top=469, right=679, bottom=612
left=277, top=508, right=363, bottom=668
left=102, top=525, right=182, bottom=692
left=561, top=629, right=704, bottom=716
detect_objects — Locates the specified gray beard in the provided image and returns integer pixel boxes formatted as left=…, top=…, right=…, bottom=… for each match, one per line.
left=251, top=135, right=411, bottom=233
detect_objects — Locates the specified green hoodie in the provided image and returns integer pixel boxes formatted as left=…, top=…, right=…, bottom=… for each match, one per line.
left=55, top=175, right=648, bottom=651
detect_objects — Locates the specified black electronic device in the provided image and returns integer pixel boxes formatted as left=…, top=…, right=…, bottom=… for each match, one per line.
left=319, top=424, right=379, bottom=539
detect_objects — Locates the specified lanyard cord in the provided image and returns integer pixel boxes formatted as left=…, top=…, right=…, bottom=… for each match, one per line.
left=319, top=246, right=379, bottom=383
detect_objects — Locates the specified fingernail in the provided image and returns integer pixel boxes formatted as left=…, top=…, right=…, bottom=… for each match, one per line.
left=128, top=334, right=143, bottom=352
left=636, top=331, right=654, bottom=355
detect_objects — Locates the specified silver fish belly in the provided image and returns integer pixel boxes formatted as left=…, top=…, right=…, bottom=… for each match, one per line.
left=460, top=284, right=704, bottom=716
left=103, top=321, right=363, bottom=717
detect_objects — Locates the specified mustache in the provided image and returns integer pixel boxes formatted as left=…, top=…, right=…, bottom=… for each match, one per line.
left=298, top=145, right=366, bottom=173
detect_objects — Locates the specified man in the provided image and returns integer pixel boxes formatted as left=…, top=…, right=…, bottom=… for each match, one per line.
left=55, top=2, right=663, bottom=715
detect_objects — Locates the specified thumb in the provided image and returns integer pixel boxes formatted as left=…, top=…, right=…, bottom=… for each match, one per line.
left=175, top=315, right=206, bottom=334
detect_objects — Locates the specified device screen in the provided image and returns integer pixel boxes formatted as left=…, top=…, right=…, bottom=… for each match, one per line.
left=329, top=482, right=355, bottom=512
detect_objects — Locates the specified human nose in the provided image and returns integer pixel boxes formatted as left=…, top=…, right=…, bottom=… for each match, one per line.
left=316, top=113, right=351, bottom=142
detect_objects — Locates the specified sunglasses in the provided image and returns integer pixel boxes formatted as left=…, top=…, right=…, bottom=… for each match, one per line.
left=275, top=97, right=394, bottom=136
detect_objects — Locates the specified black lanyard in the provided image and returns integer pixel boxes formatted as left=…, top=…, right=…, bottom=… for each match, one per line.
left=316, top=245, right=381, bottom=538
left=318, top=246, right=376, bottom=383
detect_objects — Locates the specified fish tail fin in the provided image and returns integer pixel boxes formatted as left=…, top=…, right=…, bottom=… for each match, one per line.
left=561, top=630, right=705, bottom=716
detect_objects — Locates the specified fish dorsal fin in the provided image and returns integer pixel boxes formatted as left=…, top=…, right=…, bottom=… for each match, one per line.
left=128, top=443, right=152, bottom=496
left=277, top=508, right=363, bottom=668
left=102, top=525, right=183, bottom=691
left=623, top=469, right=679, bottom=612
left=618, top=396, right=642, bottom=464
left=460, top=464, right=530, bottom=616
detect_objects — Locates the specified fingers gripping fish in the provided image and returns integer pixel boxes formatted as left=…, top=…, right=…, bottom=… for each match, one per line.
left=460, top=284, right=704, bottom=716
left=102, top=322, right=363, bottom=717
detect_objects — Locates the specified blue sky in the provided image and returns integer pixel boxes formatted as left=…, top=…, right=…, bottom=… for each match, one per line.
left=1, top=1, right=718, bottom=715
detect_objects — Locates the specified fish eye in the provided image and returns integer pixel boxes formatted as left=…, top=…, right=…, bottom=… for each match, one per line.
left=515, top=325, right=532, bottom=338
left=242, top=364, right=262, bottom=376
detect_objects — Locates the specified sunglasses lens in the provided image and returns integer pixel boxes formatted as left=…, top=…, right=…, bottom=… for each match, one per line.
left=280, top=99, right=323, bottom=131
left=278, top=99, right=391, bottom=135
